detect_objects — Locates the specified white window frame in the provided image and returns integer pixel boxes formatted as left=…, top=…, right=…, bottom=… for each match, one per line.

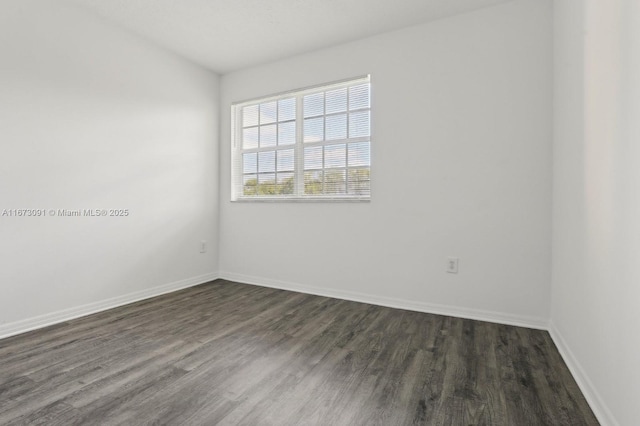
left=231, top=75, right=371, bottom=202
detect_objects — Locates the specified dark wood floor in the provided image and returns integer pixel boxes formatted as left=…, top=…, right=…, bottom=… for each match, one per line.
left=0, top=279, right=598, bottom=425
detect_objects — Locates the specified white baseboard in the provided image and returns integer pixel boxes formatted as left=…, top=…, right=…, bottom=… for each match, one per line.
left=0, top=272, right=219, bottom=340
left=218, top=271, right=548, bottom=330
left=1, top=270, right=610, bottom=424
left=549, top=322, right=618, bottom=426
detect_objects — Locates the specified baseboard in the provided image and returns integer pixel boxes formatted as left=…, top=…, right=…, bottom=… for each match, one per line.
left=548, top=322, right=618, bottom=426
left=218, top=271, right=548, bottom=330
left=2, top=270, right=609, bottom=423
left=0, top=272, right=219, bottom=340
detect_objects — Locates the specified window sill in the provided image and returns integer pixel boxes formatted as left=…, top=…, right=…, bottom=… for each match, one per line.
left=231, top=196, right=370, bottom=203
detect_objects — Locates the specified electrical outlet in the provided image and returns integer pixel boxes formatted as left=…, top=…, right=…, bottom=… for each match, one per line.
left=200, top=240, right=207, bottom=253
left=447, top=257, right=459, bottom=274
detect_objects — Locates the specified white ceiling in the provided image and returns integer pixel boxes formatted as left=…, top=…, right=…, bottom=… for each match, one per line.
left=69, top=0, right=513, bottom=74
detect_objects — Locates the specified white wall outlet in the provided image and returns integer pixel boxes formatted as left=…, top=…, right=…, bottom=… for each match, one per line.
left=200, top=240, right=207, bottom=253
left=447, top=257, right=459, bottom=274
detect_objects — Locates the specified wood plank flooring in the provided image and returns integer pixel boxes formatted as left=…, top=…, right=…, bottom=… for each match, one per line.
left=0, top=279, right=598, bottom=425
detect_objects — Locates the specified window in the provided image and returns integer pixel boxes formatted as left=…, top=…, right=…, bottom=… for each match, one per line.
left=231, top=76, right=371, bottom=201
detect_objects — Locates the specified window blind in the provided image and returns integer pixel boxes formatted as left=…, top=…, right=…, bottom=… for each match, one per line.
left=231, top=76, right=371, bottom=201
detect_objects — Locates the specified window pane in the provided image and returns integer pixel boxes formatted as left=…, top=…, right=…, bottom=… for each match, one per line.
left=260, top=101, right=277, bottom=124
left=243, top=152, right=257, bottom=174
left=258, top=173, right=276, bottom=195
left=243, top=105, right=259, bottom=127
left=349, top=110, right=370, bottom=138
left=348, top=142, right=370, bottom=167
left=349, top=84, right=370, bottom=110
left=304, top=170, right=323, bottom=195
left=325, top=114, right=347, bottom=140
left=277, top=149, right=294, bottom=172
left=243, top=127, right=259, bottom=149
left=278, top=98, right=296, bottom=122
left=326, top=88, right=347, bottom=114
left=243, top=174, right=257, bottom=196
left=324, top=144, right=346, bottom=168
left=260, top=124, right=277, bottom=147
left=304, top=117, right=324, bottom=142
left=258, top=151, right=276, bottom=173
left=278, top=121, right=295, bottom=145
left=324, top=169, right=346, bottom=195
left=348, top=168, right=370, bottom=195
left=304, top=146, right=323, bottom=170
left=277, top=172, right=294, bottom=194
left=304, top=92, right=324, bottom=117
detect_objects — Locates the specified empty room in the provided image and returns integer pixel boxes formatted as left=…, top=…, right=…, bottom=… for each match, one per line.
left=0, top=0, right=638, bottom=424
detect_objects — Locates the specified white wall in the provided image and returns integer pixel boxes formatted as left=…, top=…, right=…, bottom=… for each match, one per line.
left=0, top=0, right=219, bottom=335
left=4, top=0, right=634, bottom=421
left=219, top=0, right=553, bottom=327
left=552, top=0, right=640, bottom=424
